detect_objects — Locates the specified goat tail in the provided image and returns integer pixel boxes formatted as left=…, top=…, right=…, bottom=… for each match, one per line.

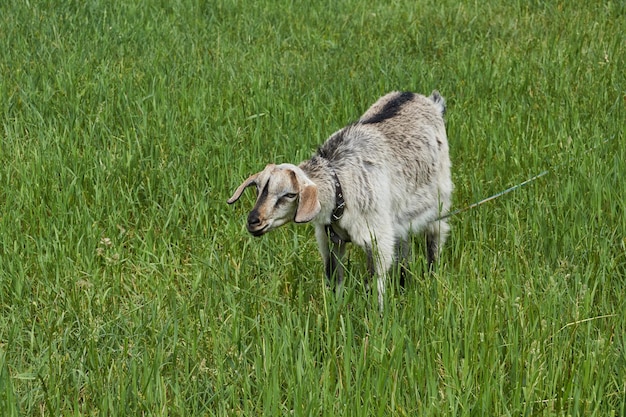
left=429, top=90, right=446, bottom=116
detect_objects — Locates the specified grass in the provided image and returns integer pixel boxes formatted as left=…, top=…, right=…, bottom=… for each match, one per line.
left=0, top=0, right=624, bottom=415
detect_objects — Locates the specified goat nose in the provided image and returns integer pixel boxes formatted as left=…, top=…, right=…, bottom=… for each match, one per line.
left=247, top=211, right=261, bottom=226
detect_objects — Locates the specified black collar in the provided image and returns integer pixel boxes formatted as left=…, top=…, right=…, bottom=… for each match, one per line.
left=325, top=169, right=348, bottom=244
left=329, top=169, right=345, bottom=222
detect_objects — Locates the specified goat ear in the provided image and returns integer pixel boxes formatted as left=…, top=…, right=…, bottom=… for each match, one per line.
left=227, top=173, right=259, bottom=204
left=294, top=184, right=320, bottom=223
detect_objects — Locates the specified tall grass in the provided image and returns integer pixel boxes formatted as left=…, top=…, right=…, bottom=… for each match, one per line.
left=0, top=0, right=624, bottom=415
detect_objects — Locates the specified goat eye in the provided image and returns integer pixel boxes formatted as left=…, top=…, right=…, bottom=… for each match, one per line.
left=283, top=193, right=297, bottom=200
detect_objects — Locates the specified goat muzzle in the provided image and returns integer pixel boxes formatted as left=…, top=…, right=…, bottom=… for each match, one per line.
left=247, top=211, right=268, bottom=236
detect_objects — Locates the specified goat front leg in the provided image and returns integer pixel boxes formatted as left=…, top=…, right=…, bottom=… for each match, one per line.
left=327, top=240, right=346, bottom=289
left=315, top=226, right=346, bottom=289
left=366, top=239, right=395, bottom=313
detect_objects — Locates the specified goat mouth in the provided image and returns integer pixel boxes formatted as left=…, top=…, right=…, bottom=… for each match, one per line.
left=248, top=224, right=269, bottom=237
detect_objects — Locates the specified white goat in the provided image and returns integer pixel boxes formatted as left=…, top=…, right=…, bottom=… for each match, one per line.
left=228, top=91, right=452, bottom=311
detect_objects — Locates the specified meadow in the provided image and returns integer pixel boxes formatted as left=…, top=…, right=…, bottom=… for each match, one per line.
left=0, top=0, right=624, bottom=415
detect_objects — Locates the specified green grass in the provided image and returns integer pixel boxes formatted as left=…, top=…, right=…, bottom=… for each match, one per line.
left=1, top=0, right=624, bottom=415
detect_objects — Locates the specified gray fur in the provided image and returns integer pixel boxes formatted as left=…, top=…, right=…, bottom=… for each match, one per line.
left=228, top=91, right=453, bottom=312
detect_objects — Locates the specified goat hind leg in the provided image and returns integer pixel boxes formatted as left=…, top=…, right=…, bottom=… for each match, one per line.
left=395, top=238, right=411, bottom=287
left=426, top=220, right=449, bottom=271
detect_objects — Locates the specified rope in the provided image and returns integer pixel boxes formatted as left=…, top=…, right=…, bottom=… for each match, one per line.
left=436, top=136, right=614, bottom=221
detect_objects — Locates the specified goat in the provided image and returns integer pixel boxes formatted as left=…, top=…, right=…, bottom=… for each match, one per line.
left=227, top=91, right=452, bottom=311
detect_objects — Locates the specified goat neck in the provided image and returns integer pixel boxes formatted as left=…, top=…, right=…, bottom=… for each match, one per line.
left=298, top=156, right=341, bottom=226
